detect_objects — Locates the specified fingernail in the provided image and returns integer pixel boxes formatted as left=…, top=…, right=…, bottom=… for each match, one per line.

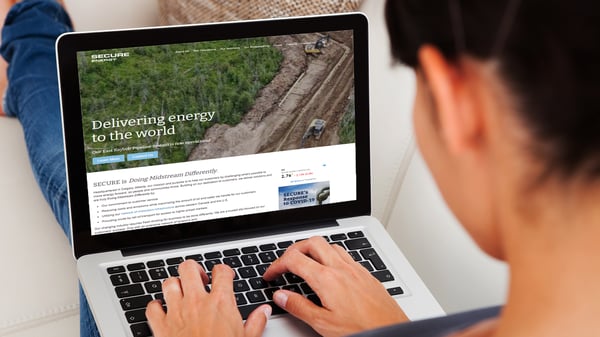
left=273, top=291, right=288, bottom=309
left=263, top=305, right=272, bottom=319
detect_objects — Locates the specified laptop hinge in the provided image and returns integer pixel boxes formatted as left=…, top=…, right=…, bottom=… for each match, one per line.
left=121, top=220, right=339, bottom=257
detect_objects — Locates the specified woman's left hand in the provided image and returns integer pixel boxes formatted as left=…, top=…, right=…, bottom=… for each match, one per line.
left=146, top=260, right=271, bottom=337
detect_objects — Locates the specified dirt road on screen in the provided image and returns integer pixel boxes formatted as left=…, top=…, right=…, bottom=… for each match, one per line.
left=188, top=31, right=354, bottom=161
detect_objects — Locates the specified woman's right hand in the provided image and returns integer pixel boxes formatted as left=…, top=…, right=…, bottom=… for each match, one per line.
left=263, top=236, right=409, bottom=337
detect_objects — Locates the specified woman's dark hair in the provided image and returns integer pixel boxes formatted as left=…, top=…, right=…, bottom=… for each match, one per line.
left=385, top=0, right=600, bottom=179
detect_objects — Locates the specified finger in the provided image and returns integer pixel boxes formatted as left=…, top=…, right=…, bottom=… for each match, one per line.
left=264, top=236, right=339, bottom=281
left=331, top=243, right=356, bottom=264
left=178, top=260, right=208, bottom=298
left=244, top=304, right=271, bottom=337
left=162, top=277, right=183, bottom=306
left=210, top=264, right=236, bottom=296
left=263, top=248, right=325, bottom=285
left=293, top=236, right=341, bottom=265
left=273, top=290, right=322, bottom=324
left=145, top=300, right=166, bottom=336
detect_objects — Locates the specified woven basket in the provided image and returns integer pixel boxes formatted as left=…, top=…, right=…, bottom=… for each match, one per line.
left=158, top=0, right=363, bottom=25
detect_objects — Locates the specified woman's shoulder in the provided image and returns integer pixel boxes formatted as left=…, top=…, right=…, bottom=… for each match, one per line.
left=349, top=306, right=502, bottom=337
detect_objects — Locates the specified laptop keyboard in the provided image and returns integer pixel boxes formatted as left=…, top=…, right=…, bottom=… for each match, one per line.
left=106, top=231, right=404, bottom=337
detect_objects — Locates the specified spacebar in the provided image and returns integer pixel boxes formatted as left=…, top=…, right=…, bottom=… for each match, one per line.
left=239, top=301, right=287, bottom=320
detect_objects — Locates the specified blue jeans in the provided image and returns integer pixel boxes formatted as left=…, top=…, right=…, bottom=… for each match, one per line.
left=1, top=1, right=100, bottom=336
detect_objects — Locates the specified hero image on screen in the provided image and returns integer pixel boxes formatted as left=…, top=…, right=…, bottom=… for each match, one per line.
left=78, top=30, right=356, bottom=173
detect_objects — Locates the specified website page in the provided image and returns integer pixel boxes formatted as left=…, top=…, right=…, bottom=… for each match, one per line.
left=78, top=30, right=357, bottom=235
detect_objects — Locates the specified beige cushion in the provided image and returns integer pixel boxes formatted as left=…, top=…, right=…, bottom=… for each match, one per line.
left=158, top=0, right=363, bottom=25
left=0, top=118, right=79, bottom=337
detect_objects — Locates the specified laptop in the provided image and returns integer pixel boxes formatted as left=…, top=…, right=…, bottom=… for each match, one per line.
left=56, top=13, right=443, bottom=337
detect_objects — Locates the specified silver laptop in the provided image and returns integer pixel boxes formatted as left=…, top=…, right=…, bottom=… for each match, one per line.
left=56, top=13, right=443, bottom=337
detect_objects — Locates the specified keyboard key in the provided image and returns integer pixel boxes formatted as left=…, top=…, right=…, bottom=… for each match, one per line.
left=107, top=266, right=126, bottom=274
left=167, top=265, right=179, bottom=277
left=371, top=270, right=395, bottom=283
left=116, top=284, right=144, bottom=298
left=205, top=251, right=222, bottom=259
left=233, top=280, right=250, bottom=293
left=127, top=263, right=146, bottom=271
left=166, top=257, right=184, bottom=265
left=361, top=248, right=387, bottom=270
left=147, top=260, right=165, bottom=268
left=259, top=243, right=277, bottom=251
left=204, top=259, right=222, bottom=271
left=149, top=268, right=169, bottom=280
left=223, top=248, right=241, bottom=256
left=277, top=241, right=293, bottom=249
left=246, top=290, right=266, bottom=303
left=330, top=233, right=347, bottom=241
left=238, top=266, right=258, bottom=278
left=348, top=251, right=362, bottom=261
left=256, top=264, right=270, bottom=276
left=346, top=238, right=372, bottom=250
left=359, top=261, right=374, bottom=272
left=130, top=270, right=150, bottom=283
left=235, top=293, right=247, bottom=306
left=331, top=241, right=346, bottom=249
left=276, top=249, right=286, bottom=257
left=125, top=308, right=147, bottom=324
left=264, top=287, right=280, bottom=300
left=249, top=277, right=268, bottom=289
left=144, top=281, right=162, bottom=293
left=130, top=322, right=152, bottom=337
left=268, top=276, right=286, bottom=287
left=258, top=251, right=277, bottom=263
left=110, top=273, right=130, bottom=286
left=283, top=284, right=302, bottom=294
left=120, top=295, right=153, bottom=311
left=241, top=254, right=260, bottom=265
left=241, top=246, right=258, bottom=254
left=387, top=287, right=404, bottom=296
left=185, top=254, right=203, bottom=262
left=347, top=231, right=365, bottom=238
left=223, top=256, right=242, bottom=268
left=284, top=273, right=303, bottom=284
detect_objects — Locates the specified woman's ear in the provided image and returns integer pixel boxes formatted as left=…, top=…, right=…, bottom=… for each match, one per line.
left=417, top=45, right=484, bottom=155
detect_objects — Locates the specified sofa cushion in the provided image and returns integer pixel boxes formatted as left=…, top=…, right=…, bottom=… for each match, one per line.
left=0, top=118, right=79, bottom=336
left=158, top=0, right=363, bottom=25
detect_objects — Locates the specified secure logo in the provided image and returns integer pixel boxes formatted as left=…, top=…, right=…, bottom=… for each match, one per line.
left=90, top=52, right=130, bottom=63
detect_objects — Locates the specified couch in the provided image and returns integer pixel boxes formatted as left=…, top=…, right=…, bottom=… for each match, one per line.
left=0, top=1, right=507, bottom=336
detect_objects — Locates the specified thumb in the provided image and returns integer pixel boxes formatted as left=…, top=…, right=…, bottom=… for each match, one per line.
left=273, top=290, right=322, bottom=323
left=244, top=304, right=271, bottom=337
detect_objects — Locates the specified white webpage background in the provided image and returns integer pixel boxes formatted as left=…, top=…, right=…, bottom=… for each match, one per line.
left=87, top=144, right=356, bottom=235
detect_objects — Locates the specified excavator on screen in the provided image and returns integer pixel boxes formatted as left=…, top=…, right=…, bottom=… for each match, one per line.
left=304, top=35, right=330, bottom=55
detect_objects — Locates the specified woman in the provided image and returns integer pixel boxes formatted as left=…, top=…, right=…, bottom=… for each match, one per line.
left=147, top=0, right=600, bottom=336
left=3, top=0, right=599, bottom=336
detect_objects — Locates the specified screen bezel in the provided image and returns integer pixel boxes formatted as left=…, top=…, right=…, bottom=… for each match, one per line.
left=57, top=13, right=371, bottom=259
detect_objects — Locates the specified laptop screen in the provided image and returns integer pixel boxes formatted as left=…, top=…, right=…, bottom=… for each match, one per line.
left=57, top=14, right=370, bottom=257
left=77, top=31, right=356, bottom=236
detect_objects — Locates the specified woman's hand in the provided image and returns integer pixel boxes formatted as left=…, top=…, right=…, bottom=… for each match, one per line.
left=146, top=260, right=270, bottom=337
left=263, top=236, right=409, bottom=337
